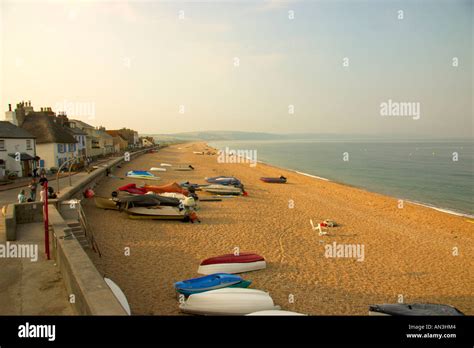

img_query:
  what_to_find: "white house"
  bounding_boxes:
[0,121,36,179]
[6,102,78,171]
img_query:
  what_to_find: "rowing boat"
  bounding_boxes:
[179,288,280,315]
[94,197,119,210]
[201,184,242,195]
[174,273,251,296]
[198,253,266,275]
[369,303,465,316]
[246,310,306,316]
[260,176,287,184]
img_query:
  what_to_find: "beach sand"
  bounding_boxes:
[83,142,474,315]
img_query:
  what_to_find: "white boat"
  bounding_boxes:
[201,184,242,195]
[160,163,172,167]
[150,167,166,172]
[104,278,131,315]
[198,260,266,275]
[179,288,280,315]
[246,310,306,316]
[159,192,187,200]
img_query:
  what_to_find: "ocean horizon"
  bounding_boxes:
[208,139,474,218]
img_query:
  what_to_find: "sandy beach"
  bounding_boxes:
[83,142,474,315]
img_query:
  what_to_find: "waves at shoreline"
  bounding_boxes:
[207,141,474,219]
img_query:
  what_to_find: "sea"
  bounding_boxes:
[208,139,474,218]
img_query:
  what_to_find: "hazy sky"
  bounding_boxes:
[1,0,472,137]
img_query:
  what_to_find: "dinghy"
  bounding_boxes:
[179,288,280,315]
[119,194,181,208]
[126,206,188,220]
[94,197,119,210]
[104,278,131,315]
[160,163,172,167]
[144,183,189,196]
[150,167,166,172]
[174,273,251,296]
[126,171,160,181]
[198,253,266,275]
[369,303,465,316]
[201,184,242,196]
[118,183,147,195]
[206,176,242,187]
[260,176,287,184]
[247,310,306,316]
[174,165,194,171]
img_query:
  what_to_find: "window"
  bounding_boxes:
[58,144,64,153]
[26,139,32,150]
[0,140,4,150]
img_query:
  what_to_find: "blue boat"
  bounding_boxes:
[174,273,251,296]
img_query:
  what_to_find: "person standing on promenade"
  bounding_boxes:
[29,178,38,201]
[18,189,27,203]
[39,173,48,188]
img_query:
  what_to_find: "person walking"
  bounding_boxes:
[28,178,38,201]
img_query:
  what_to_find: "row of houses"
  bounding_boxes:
[0,101,155,179]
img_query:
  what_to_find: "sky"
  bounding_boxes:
[0,0,472,137]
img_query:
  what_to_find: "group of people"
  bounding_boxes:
[17,173,56,203]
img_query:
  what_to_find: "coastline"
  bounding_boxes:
[84,142,474,315]
[207,143,474,219]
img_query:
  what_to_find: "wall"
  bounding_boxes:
[36,143,55,170]
[48,206,127,315]
[0,137,35,177]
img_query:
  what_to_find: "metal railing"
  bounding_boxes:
[77,201,101,257]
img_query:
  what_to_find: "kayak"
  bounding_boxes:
[144,183,189,196]
[150,167,166,172]
[179,288,280,315]
[174,273,251,296]
[260,176,287,184]
[118,183,147,195]
[201,184,242,195]
[198,253,266,275]
[369,303,465,316]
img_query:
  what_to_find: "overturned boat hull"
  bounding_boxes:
[179,288,280,315]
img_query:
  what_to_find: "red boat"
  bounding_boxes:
[118,183,147,195]
[198,253,266,275]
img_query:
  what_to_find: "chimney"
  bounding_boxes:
[8,104,11,111]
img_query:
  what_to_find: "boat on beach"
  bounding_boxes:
[260,176,287,184]
[144,182,189,196]
[118,183,147,195]
[174,273,251,296]
[246,310,306,316]
[201,184,242,195]
[179,288,280,315]
[126,170,160,180]
[198,253,266,275]
[126,206,192,221]
[369,303,465,316]
[94,196,119,210]
[104,277,131,315]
